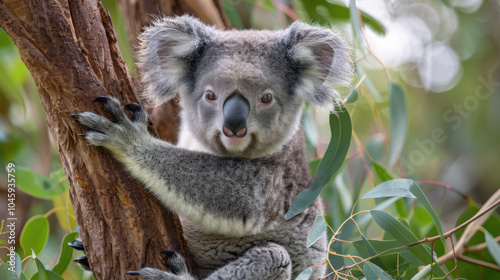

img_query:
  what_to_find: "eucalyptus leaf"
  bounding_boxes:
[345,88,359,104]
[349,0,367,56]
[409,183,445,244]
[372,161,392,182]
[307,216,326,247]
[361,179,416,200]
[364,261,392,280]
[16,167,67,200]
[361,236,387,270]
[295,268,312,280]
[485,230,500,265]
[33,258,49,280]
[0,262,18,280]
[53,232,79,275]
[370,210,445,276]
[298,0,386,34]
[20,215,49,256]
[388,83,407,168]
[286,106,351,219]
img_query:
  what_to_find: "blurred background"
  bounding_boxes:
[0,0,499,279]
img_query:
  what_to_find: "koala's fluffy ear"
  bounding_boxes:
[284,21,353,111]
[137,15,215,106]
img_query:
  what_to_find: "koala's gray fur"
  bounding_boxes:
[73,15,352,280]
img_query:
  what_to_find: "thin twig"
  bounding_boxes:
[458,255,500,272]
[465,236,500,253]
[336,199,500,272]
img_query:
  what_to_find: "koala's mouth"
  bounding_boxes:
[215,131,256,157]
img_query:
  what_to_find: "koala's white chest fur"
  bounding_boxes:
[177,121,213,154]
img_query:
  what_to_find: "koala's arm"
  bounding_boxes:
[73,97,284,236]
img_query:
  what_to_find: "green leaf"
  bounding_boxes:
[388,83,408,168]
[485,230,500,266]
[307,216,326,247]
[370,210,445,276]
[298,0,386,34]
[361,235,387,270]
[52,191,76,231]
[364,260,392,280]
[345,88,359,104]
[286,106,352,219]
[372,161,393,182]
[349,0,367,56]
[15,167,67,200]
[32,258,49,280]
[408,183,445,244]
[263,0,276,11]
[366,136,386,161]
[295,268,312,280]
[20,215,50,256]
[53,232,79,275]
[357,67,383,103]
[0,262,19,280]
[361,179,416,199]
[30,271,63,280]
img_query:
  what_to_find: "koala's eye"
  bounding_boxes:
[205,90,217,101]
[261,93,273,104]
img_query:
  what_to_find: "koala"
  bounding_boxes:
[72,15,352,280]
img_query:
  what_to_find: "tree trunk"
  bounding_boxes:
[0,0,227,278]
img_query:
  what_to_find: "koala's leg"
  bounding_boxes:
[206,242,291,280]
[130,243,291,280]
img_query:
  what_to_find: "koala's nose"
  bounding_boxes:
[222,94,250,138]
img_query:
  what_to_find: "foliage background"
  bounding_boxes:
[0,0,499,279]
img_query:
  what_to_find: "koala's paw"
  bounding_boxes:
[127,250,195,280]
[71,96,150,153]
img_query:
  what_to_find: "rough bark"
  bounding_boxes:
[0,0,229,278]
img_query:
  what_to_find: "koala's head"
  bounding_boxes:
[138,15,352,158]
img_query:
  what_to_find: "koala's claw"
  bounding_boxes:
[127,251,191,280]
[74,256,91,271]
[94,96,113,103]
[125,103,147,123]
[125,102,142,112]
[68,239,84,250]
[161,250,188,275]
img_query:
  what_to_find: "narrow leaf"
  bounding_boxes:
[370,210,445,276]
[349,0,367,56]
[20,215,49,256]
[409,183,445,244]
[295,268,312,280]
[372,161,392,182]
[345,88,359,104]
[485,231,500,265]
[33,258,49,280]
[364,260,392,280]
[299,0,386,34]
[361,236,387,270]
[53,232,79,275]
[286,106,351,219]
[361,179,416,199]
[388,83,407,168]
[307,216,326,247]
